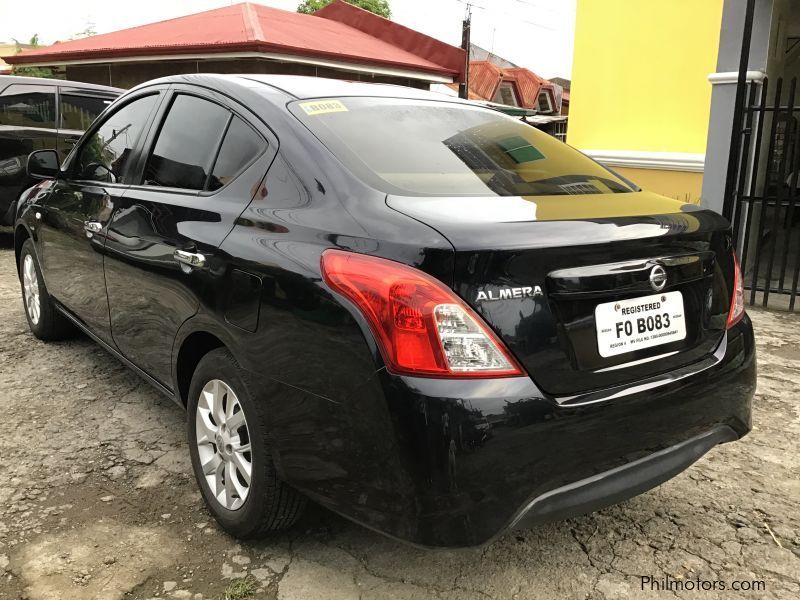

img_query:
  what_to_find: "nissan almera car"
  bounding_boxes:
[14,75,755,547]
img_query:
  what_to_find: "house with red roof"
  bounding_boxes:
[5,0,465,90]
[463,61,564,115]
[437,56,568,141]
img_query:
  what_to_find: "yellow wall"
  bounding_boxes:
[614,167,704,204]
[568,0,723,153]
[567,0,724,202]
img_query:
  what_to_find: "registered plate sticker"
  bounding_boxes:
[595,291,687,358]
[298,99,348,115]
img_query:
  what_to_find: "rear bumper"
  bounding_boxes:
[273,315,756,548]
[509,425,738,531]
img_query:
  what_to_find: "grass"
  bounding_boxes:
[224,575,259,600]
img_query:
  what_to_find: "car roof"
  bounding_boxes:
[0,75,122,94]
[240,75,462,102]
[133,73,470,105]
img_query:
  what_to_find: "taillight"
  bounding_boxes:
[321,249,524,378]
[727,252,745,328]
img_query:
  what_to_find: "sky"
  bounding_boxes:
[0,0,577,79]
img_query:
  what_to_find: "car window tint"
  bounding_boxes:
[75,94,158,184]
[208,116,265,191]
[0,84,56,129]
[144,95,230,191]
[60,94,114,131]
[290,97,633,197]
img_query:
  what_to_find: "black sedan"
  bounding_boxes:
[13,75,756,548]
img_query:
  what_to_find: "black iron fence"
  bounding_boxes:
[729,76,800,310]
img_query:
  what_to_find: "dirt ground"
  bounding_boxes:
[0,230,798,600]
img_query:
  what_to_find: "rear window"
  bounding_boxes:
[0,84,56,129]
[60,93,114,131]
[289,97,632,197]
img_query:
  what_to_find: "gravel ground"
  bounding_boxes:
[0,230,798,600]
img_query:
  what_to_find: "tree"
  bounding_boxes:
[12,34,57,79]
[70,22,97,40]
[297,0,391,18]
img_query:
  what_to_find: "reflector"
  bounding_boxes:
[727,252,745,329]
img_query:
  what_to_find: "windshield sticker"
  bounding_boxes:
[299,100,348,116]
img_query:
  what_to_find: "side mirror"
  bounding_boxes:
[81,162,116,184]
[27,150,61,180]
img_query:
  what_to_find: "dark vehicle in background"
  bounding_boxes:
[13,75,756,548]
[0,76,120,226]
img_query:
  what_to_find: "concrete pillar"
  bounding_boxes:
[702,0,775,213]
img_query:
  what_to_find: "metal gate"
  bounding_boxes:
[729,76,800,310]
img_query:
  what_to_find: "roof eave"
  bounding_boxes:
[6,44,456,83]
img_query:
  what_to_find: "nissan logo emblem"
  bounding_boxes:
[649,265,667,292]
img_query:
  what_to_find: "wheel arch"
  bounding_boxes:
[174,329,227,407]
[14,224,33,274]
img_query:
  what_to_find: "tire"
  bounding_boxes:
[187,348,306,538]
[18,239,74,341]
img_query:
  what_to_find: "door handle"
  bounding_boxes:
[84,221,103,233]
[173,249,206,268]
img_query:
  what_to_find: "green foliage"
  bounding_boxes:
[224,576,259,600]
[13,66,57,78]
[11,34,59,79]
[11,34,40,47]
[297,0,391,18]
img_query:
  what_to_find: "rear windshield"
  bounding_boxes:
[289,97,633,197]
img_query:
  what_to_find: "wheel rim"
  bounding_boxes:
[195,379,252,511]
[22,254,41,325]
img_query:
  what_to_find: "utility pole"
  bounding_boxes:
[458,4,472,99]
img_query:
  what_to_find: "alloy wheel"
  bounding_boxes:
[195,379,253,510]
[22,254,41,325]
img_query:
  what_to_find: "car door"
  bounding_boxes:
[0,82,57,224]
[37,91,163,344]
[57,86,117,163]
[103,87,272,386]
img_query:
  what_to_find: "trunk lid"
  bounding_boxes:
[387,192,734,396]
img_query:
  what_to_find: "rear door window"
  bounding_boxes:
[60,93,114,131]
[0,84,56,129]
[143,94,231,191]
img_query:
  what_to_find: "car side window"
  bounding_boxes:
[143,94,231,191]
[60,93,114,131]
[208,116,266,191]
[0,84,56,129]
[74,94,158,184]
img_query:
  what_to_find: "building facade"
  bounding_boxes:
[567,0,723,204]
[568,0,800,307]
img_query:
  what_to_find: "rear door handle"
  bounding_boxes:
[173,249,206,268]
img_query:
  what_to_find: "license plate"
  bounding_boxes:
[595,291,687,358]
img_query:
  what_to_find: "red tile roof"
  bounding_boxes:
[6,1,464,80]
[468,61,505,101]
[458,61,558,111]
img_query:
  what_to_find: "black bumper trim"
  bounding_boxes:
[509,425,739,530]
